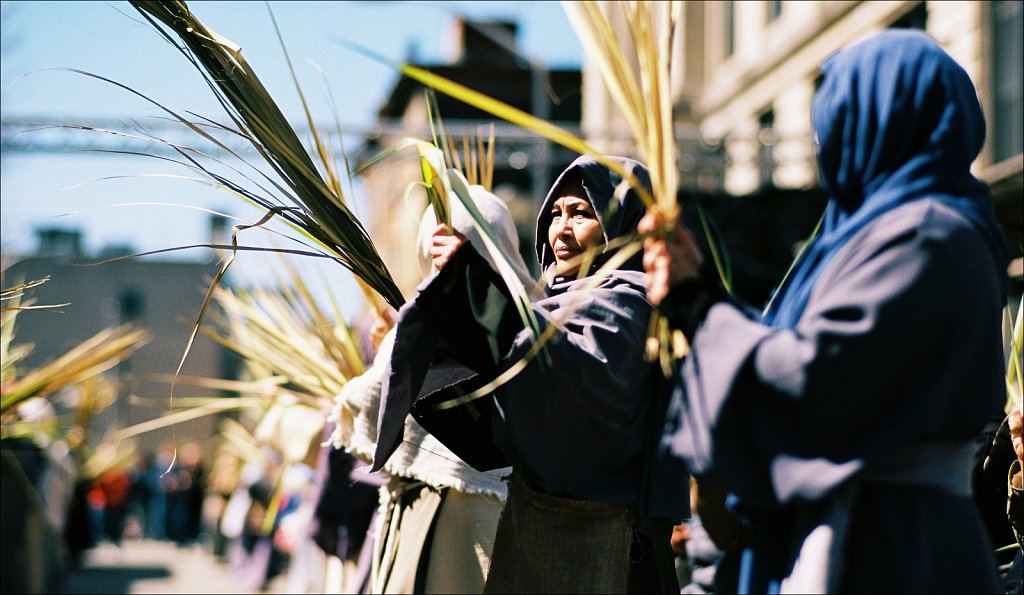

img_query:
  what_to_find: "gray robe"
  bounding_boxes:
[663,199,1004,591]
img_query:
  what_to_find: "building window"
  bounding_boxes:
[889,2,927,30]
[767,0,783,23]
[119,289,144,321]
[725,0,735,58]
[758,108,777,188]
[992,0,1023,163]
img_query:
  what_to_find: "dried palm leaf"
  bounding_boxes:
[1,277,69,312]
[1,324,150,415]
[117,395,267,441]
[127,257,367,467]
[79,439,141,481]
[1005,297,1023,411]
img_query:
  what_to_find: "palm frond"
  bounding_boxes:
[1,324,150,414]
[335,3,726,371]
[129,0,403,310]
[116,396,266,441]
[0,277,66,311]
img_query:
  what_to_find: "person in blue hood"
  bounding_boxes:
[641,29,1008,593]
[373,155,683,593]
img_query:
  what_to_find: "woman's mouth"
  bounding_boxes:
[554,245,578,259]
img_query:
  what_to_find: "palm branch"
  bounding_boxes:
[127,0,403,310]
[335,2,734,374]
[1,318,150,415]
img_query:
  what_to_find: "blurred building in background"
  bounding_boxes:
[4,217,239,456]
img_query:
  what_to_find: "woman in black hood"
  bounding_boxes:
[373,155,682,593]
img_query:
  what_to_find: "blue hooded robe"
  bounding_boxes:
[660,30,1007,593]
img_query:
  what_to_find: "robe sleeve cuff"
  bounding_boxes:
[415,243,521,374]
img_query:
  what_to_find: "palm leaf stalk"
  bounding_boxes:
[117,395,268,440]
[563,1,680,218]
[423,89,454,226]
[207,284,353,402]
[129,0,403,310]
[442,125,497,192]
[426,90,496,193]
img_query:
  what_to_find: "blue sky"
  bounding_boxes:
[1,0,582,318]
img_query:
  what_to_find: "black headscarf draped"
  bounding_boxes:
[535,154,651,280]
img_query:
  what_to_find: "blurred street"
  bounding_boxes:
[64,538,282,595]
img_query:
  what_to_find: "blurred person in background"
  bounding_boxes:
[642,29,1008,592]
[97,465,133,546]
[311,423,383,593]
[1,400,72,593]
[203,447,242,559]
[272,460,323,593]
[142,443,174,540]
[222,448,287,592]
[164,441,205,547]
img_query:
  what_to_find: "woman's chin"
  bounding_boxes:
[554,261,581,277]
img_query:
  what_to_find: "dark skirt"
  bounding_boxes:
[483,473,678,594]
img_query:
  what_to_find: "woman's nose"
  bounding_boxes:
[553,217,572,237]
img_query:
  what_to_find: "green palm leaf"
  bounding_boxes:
[130,0,403,310]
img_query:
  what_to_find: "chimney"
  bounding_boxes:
[35,227,84,259]
[455,18,523,67]
[208,213,231,262]
[209,213,230,247]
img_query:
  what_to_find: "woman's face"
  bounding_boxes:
[547,191,604,276]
